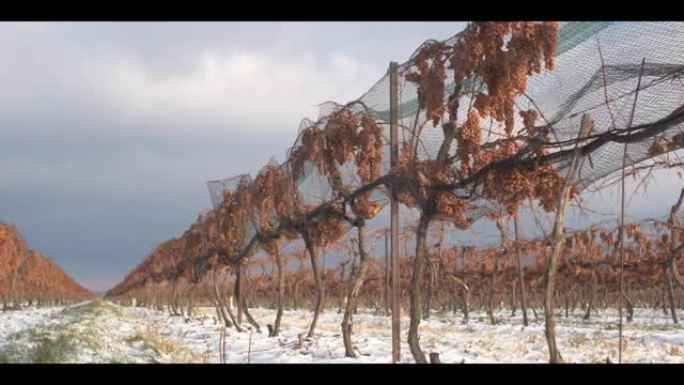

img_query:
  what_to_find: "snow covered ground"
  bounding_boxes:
[0,301,201,363]
[1,300,683,363]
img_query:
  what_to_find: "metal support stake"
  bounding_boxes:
[389,61,400,363]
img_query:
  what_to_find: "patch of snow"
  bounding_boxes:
[1,301,683,363]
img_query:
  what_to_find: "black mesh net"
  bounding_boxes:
[109,22,684,295]
[210,21,683,256]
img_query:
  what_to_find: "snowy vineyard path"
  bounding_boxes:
[0,301,203,363]
[1,300,684,363]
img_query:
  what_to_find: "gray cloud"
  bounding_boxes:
[0,22,467,291]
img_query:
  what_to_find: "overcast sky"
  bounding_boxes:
[0,22,473,291]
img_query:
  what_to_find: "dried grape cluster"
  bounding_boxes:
[351,193,382,219]
[291,107,385,198]
[456,108,483,178]
[648,132,684,156]
[274,176,299,232]
[405,41,449,126]
[356,113,384,183]
[520,109,542,138]
[402,22,570,219]
[300,126,327,175]
[436,192,471,229]
[307,203,347,247]
[216,177,253,257]
[394,141,420,208]
[451,22,559,135]
[252,164,280,236]
[325,110,359,166]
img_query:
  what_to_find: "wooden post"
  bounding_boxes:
[385,229,390,316]
[389,61,401,363]
[619,57,646,362]
[514,214,529,326]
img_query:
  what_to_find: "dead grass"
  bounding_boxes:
[126,325,201,363]
[666,344,683,356]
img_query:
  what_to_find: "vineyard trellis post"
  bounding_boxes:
[618,57,646,363]
[389,61,401,363]
[385,229,390,316]
[514,214,528,326]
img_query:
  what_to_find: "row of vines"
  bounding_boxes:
[0,222,92,310]
[106,21,684,362]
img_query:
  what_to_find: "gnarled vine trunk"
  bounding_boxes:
[212,268,241,331]
[304,232,325,339]
[342,224,370,357]
[236,263,261,332]
[235,265,243,324]
[270,245,285,337]
[408,214,431,363]
[543,114,592,363]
